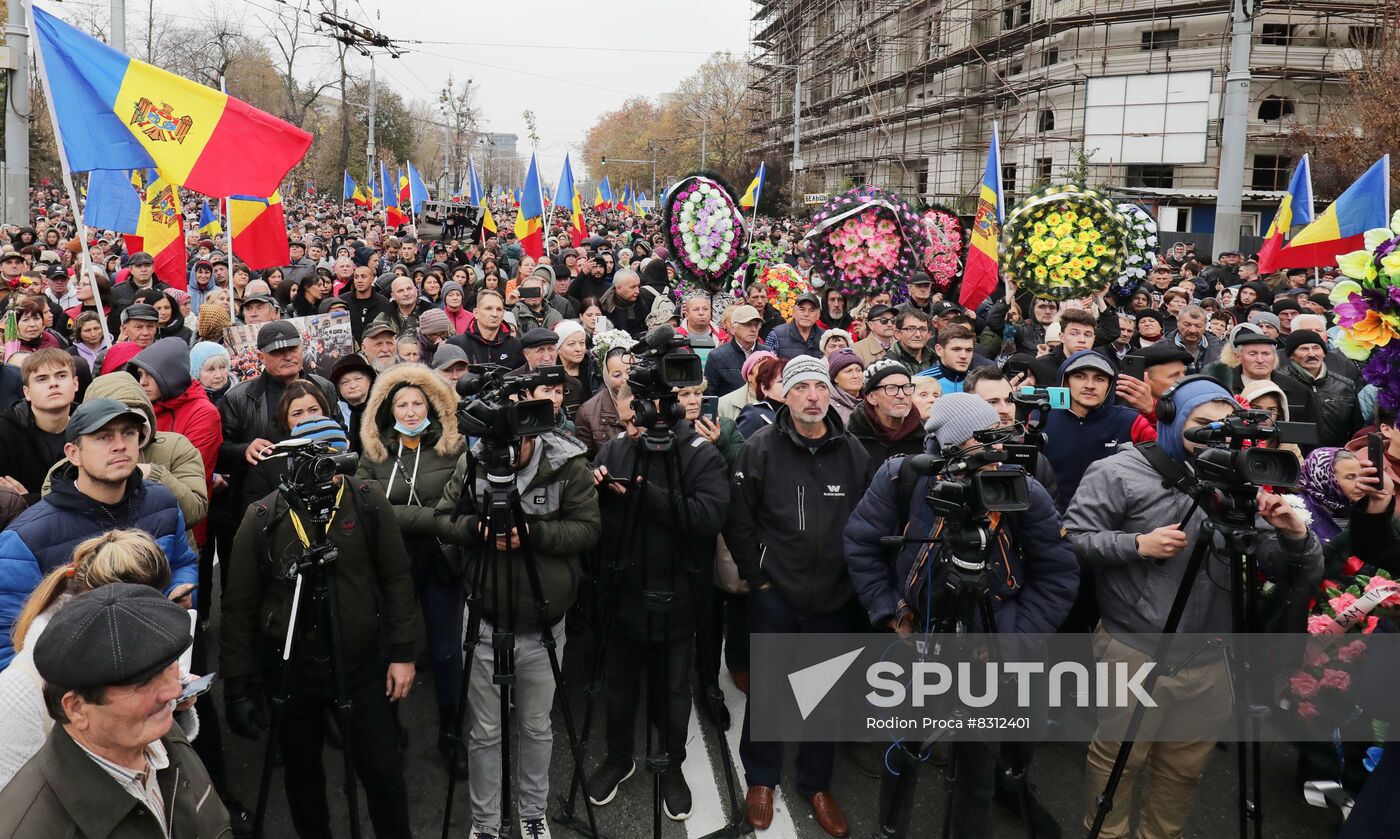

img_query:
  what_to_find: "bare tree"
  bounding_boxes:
[262,1,340,129]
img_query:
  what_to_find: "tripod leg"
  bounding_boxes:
[253,572,310,839]
[320,573,364,839]
[873,743,920,839]
[442,552,491,839]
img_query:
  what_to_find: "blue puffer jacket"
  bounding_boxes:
[764,322,825,360]
[844,450,1079,635]
[0,464,197,670]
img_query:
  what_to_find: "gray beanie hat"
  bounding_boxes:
[781,355,831,396]
[923,391,999,450]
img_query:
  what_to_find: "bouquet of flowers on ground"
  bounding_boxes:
[1114,203,1158,297]
[1330,212,1400,410]
[1000,184,1129,301]
[802,186,924,298]
[920,205,963,293]
[663,172,747,297]
[759,264,811,321]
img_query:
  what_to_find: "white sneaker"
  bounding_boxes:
[519,816,552,839]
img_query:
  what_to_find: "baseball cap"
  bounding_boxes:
[727,304,762,325]
[1061,350,1116,378]
[908,272,934,286]
[866,304,896,321]
[64,397,148,443]
[432,344,471,371]
[794,292,821,309]
[256,320,303,351]
[241,293,277,309]
[362,315,398,339]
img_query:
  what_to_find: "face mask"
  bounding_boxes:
[394,417,431,437]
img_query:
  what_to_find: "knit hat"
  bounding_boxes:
[781,355,830,396]
[924,392,999,451]
[441,280,465,305]
[290,416,349,452]
[819,328,852,353]
[1284,329,1327,357]
[197,302,232,342]
[1157,378,1235,462]
[827,349,863,381]
[418,308,453,337]
[189,341,230,378]
[741,350,778,383]
[862,357,911,395]
[1247,311,1281,332]
[554,319,585,348]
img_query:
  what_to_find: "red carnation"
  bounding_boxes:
[1297,701,1320,721]
[1338,640,1367,664]
[1343,555,1365,575]
[1320,669,1352,691]
[1289,672,1321,698]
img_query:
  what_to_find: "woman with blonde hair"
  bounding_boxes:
[0,529,188,788]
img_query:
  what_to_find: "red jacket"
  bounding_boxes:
[154,380,223,488]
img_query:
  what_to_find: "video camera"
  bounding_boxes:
[626,325,703,432]
[1001,386,1068,473]
[456,364,565,442]
[269,437,359,492]
[1185,408,1303,490]
[927,427,1031,518]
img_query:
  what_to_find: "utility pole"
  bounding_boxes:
[319,10,399,191]
[774,63,803,214]
[4,0,30,225]
[1214,0,1255,254]
[111,0,125,51]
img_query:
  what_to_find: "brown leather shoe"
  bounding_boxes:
[731,670,750,694]
[745,785,774,830]
[809,791,849,837]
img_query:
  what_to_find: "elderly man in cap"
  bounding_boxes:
[239,291,279,326]
[1201,325,1281,395]
[853,303,898,366]
[115,301,160,350]
[764,292,826,361]
[724,355,872,837]
[432,344,472,387]
[705,303,764,396]
[516,327,560,374]
[0,583,230,837]
[0,398,199,669]
[360,315,401,373]
[112,251,169,311]
[1276,329,1362,450]
[284,239,315,290]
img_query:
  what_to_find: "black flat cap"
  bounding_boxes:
[121,303,159,323]
[256,320,302,351]
[65,397,148,443]
[908,272,934,286]
[521,327,558,349]
[127,251,154,266]
[866,304,896,321]
[34,583,191,690]
[1125,343,1194,368]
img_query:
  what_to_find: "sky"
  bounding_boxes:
[98,0,755,186]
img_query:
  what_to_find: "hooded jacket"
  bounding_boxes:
[447,318,525,369]
[131,337,222,487]
[844,450,1078,634]
[433,430,601,631]
[355,365,466,546]
[723,407,874,614]
[0,465,197,669]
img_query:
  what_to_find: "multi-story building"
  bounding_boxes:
[749,0,1388,244]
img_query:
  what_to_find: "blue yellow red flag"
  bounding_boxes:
[228,191,288,270]
[123,169,187,288]
[198,199,222,237]
[960,122,1003,309]
[739,162,766,209]
[514,153,545,259]
[1268,156,1388,271]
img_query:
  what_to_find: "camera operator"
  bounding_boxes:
[843,392,1078,838]
[432,411,601,839]
[964,366,1060,505]
[585,392,730,820]
[1064,378,1323,839]
[220,418,418,839]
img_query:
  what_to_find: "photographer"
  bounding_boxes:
[1064,377,1323,839]
[220,418,418,839]
[433,412,600,839]
[843,392,1078,838]
[585,392,730,821]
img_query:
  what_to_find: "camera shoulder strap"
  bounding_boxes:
[894,455,923,536]
[1134,442,1197,496]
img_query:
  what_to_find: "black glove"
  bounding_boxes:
[224,679,267,741]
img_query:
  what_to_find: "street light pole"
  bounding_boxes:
[4,0,30,226]
[774,63,803,214]
[600,150,658,211]
[1214,0,1254,254]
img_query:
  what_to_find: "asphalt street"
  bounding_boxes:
[208,602,1344,839]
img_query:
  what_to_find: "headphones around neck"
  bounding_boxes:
[1154,373,1224,424]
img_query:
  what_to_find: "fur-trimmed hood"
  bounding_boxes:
[360,364,465,463]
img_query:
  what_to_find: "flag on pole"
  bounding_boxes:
[739,162,766,209]
[406,162,429,214]
[619,183,632,215]
[198,199,222,237]
[594,177,613,210]
[557,155,586,247]
[82,169,142,233]
[32,5,310,197]
[468,157,497,235]
[381,161,398,208]
[1257,156,1314,273]
[1263,156,1390,271]
[342,171,357,203]
[960,123,1004,309]
[351,178,372,208]
[514,153,545,259]
[123,169,187,289]
[228,191,289,270]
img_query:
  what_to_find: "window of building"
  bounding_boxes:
[1260,23,1294,46]
[1141,29,1180,51]
[1042,47,1060,67]
[1251,155,1292,191]
[1007,60,1024,76]
[916,165,930,197]
[1350,26,1383,48]
[1037,110,1056,132]
[1257,96,1296,121]
[1002,1,1030,30]
[1036,157,1053,182]
[1002,162,1019,195]
[1126,165,1175,189]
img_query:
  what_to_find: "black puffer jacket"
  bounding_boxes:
[1275,362,1361,450]
[217,372,338,472]
[723,407,874,614]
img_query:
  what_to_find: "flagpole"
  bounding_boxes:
[27,3,112,345]
[221,76,237,323]
[537,153,549,259]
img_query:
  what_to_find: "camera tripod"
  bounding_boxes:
[1086,485,1268,839]
[555,408,745,839]
[873,505,1036,839]
[440,438,601,839]
[252,477,362,839]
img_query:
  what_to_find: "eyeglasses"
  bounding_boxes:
[899,326,930,334]
[870,317,895,326]
[877,383,916,396]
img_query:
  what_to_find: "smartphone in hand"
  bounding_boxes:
[700,396,720,423]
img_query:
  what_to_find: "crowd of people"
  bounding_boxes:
[0,184,1393,839]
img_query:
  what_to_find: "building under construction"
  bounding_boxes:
[748,0,1389,241]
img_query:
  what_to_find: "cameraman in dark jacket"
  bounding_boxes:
[724,355,873,837]
[843,392,1078,838]
[220,418,418,839]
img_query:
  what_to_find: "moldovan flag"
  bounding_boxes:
[557,155,586,247]
[343,171,357,203]
[960,122,1004,309]
[228,192,289,270]
[381,162,398,208]
[1257,155,1314,273]
[406,162,429,214]
[594,177,613,210]
[198,199,222,237]
[82,169,141,233]
[123,169,187,289]
[1265,156,1390,271]
[32,5,311,198]
[619,183,633,215]
[468,157,496,236]
[739,162,765,209]
[352,179,372,208]
[514,153,545,260]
